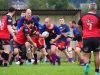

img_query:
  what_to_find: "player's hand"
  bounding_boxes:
[36,32,39,35]
[50,39,55,44]
[13,36,17,41]
[33,42,37,47]
[67,38,72,41]
[41,34,48,38]
[62,33,68,37]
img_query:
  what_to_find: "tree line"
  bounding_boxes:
[0,0,100,14]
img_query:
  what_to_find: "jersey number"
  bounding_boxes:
[87,23,92,30]
[0,21,4,30]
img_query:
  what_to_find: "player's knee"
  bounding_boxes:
[14,48,19,55]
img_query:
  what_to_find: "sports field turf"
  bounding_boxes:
[0,61,95,75]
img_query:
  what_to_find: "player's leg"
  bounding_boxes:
[99,51,100,73]
[83,38,91,74]
[75,42,84,65]
[9,42,20,65]
[92,37,100,75]
[1,39,11,67]
[9,39,14,65]
[40,47,52,63]
[25,42,32,65]
[50,44,60,66]
[67,44,74,62]
[0,44,4,66]
[19,44,27,65]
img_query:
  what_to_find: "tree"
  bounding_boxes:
[68,3,76,9]
[95,0,100,14]
[47,0,69,9]
[29,0,47,9]
[81,4,88,15]
[0,0,12,9]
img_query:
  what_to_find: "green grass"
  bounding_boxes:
[0,61,95,75]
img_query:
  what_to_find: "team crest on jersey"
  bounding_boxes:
[8,19,12,22]
[25,29,28,31]
[83,18,96,24]
[60,27,62,29]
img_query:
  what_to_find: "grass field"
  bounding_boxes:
[0,61,95,75]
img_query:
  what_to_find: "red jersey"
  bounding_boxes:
[16,26,30,44]
[0,15,12,39]
[78,12,100,38]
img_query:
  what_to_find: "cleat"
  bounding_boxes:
[20,62,23,66]
[15,61,20,65]
[84,63,90,74]
[4,63,9,67]
[27,62,32,65]
[9,57,14,65]
[94,72,99,75]
[58,60,61,66]
[52,62,55,66]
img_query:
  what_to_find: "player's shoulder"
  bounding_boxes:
[82,13,100,18]
[6,14,12,19]
[54,24,58,27]
[20,16,25,20]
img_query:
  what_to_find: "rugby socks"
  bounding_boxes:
[28,59,31,62]
[34,53,37,64]
[4,52,9,67]
[0,52,4,66]
[15,56,19,62]
[80,59,84,64]
[46,54,52,63]
[19,52,22,62]
[51,54,57,65]
[57,56,61,66]
[68,58,73,62]
[39,57,43,61]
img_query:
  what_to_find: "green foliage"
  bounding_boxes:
[68,0,94,8]
[95,0,100,14]
[0,62,95,75]
[29,0,69,10]
[0,0,12,9]
[29,0,46,9]
[81,4,89,15]
[68,3,76,9]
[47,0,69,9]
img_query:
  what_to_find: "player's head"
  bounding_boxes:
[26,9,32,18]
[8,7,16,16]
[26,20,34,28]
[45,18,52,27]
[59,18,65,25]
[88,3,97,12]
[69,20,76,28]
[21,11,26,17]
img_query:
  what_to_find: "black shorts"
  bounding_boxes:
[0,39,10,50]
[14,42,26,52]
[0,39,10,45]
[45,41,55,50]
[83,37,100,53]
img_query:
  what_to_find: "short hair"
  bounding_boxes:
[8,7,16,12]
[71,20,76,24]
[59,18,64,20]
[26,20,34,24]
[89,3,97,11]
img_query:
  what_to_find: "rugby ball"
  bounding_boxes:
[42,31,49,37]
[67,47,72,53]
